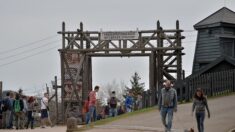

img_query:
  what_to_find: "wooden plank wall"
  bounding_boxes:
[183,69,235,102]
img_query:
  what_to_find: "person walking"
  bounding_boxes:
[13,94,24,130]
[88,86,99,123]
[136,93,143,110]
[26,96,35,129]
[192,88,210,132]
[21,96,28,129]
[158,80,177,132]
[108,91,118,117]
[125,91,134,113]
[40,93,53,128]
[2,92,12,129]
[8,92,15,129]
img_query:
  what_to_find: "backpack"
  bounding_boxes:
[14,100,21,113]
[2,98,10,111]
[109,97,117,108]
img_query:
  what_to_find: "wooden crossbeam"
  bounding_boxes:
[60,47,183,52]
[142,32,156,47]
[83,33,96,47]
[109,41,119,48]
[65,33,79,49]
[163,70,176,80]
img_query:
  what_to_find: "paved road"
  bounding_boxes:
[1,95,235,132]
[85,94,235,132]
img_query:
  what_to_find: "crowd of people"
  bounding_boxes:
[82,85,144,125]
[0,81,210,132]
[83,81,211,132]
[0,92,53,130]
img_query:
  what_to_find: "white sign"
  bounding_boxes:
[101,31,139,40]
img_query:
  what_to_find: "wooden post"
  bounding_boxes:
[156,20,163,98]
[176,20,182,81]
[62,22,65,49]
[61,22,66,124]
[0,81,2,99]
[149,52,157,106]
[82,55,92,101]
[234,70,235,92]
[46,84,50,97]
[80,22,84,49]
[54,76,59,124]
[60,52,65,124]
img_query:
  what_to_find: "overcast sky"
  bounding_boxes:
[0,0,235,95]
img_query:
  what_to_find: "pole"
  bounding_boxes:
[0,81,2,99]
[55,76,59,124]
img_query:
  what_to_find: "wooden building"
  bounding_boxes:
[192,7,235,75]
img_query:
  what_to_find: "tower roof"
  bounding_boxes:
[194,7,235,29]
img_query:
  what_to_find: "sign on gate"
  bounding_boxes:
[101,31,139,40]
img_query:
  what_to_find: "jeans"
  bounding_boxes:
[9,111,13,128]
[26,111,34,129]
[15,112,24,129]
[88,106,96,123]
[196,112,205,132]
[109,108,117,117]
[126,107,132,113]
[2,110,11,128]
[160,107,174,132]
[85,112,90,124]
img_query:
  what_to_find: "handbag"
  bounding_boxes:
[32,112,41,118]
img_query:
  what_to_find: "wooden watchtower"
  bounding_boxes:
[192,7,235,75]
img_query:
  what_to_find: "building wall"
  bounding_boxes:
[204,61,235,74]
[192,27,222,73]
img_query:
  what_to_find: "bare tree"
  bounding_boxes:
[97,79,127,105]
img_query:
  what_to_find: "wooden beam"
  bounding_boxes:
[59,47,184,52]
[87,53,151,57]
[163,70,176,80]
[62,22,65,49]
[57,29,183,34]
[0,81,2,99]
[64,36,185,41]
[65,33,79,49]
[163,65,178,67]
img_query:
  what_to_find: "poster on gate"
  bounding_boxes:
[63,52,82,101]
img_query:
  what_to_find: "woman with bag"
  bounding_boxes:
[192,88,210,132]
[26,96,35,129]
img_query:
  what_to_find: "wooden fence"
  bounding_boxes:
[180,69,235,102]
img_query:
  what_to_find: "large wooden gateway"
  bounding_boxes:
[58,21,185,121]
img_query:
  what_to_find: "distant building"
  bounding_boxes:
[192,7,235,75]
